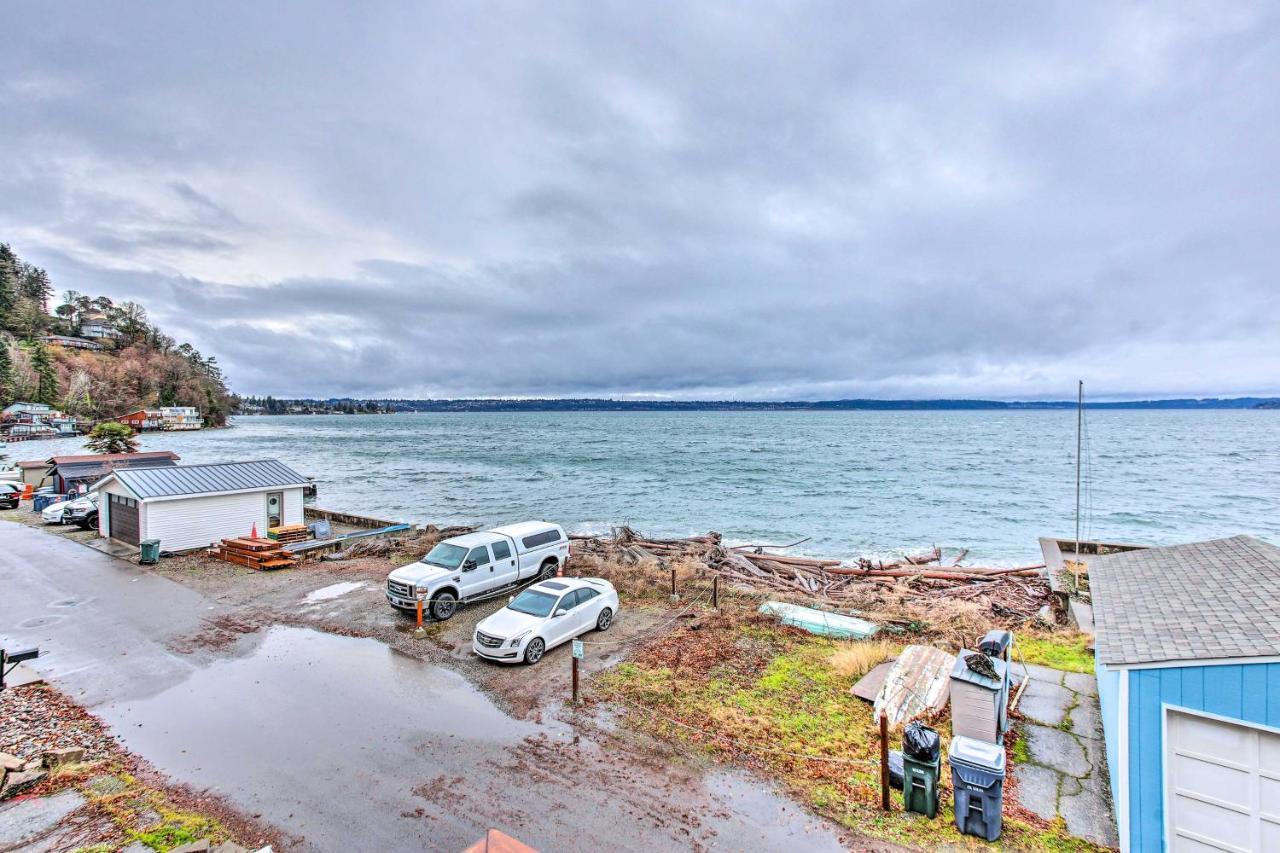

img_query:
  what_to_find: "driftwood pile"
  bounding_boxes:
[572,527,1051,621]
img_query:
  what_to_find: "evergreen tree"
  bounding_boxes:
[0,244,17,327]
[24,340,58,405]
[85,422,139,454]
[0,340,12,405]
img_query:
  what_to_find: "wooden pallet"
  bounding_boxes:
[267,524,309,544]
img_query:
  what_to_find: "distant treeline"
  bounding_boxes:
[238,396,1280,414]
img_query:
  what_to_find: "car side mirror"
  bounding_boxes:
[463,560,476,572]
[508,596,515,603]
[554,608,568,618]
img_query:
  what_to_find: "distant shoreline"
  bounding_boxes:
[237,395,1280,414]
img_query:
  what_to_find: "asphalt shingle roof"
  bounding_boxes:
[108,459,309,499]
[1090,535,1280,667]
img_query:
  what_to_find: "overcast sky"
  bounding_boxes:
[2,2,1277,400]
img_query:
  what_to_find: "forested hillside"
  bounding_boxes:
[0,243,235,425]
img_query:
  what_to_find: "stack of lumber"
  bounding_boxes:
[211,536,297,571]
[267,524,309,544]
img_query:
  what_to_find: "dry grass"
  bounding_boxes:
[826,639,897,680]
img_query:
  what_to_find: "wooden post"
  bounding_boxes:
[712,574,719,609]
[572,656,580,705]
[670,567,677,600]
[879,712,891,811]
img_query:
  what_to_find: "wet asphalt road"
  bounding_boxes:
[0,523,853,852]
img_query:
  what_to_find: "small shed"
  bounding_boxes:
[92,459,308,551]
[1092,535,1280,852]
[16,459,52,489]
[47,451,180,493]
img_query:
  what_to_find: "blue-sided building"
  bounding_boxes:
[1090,535,1280,852]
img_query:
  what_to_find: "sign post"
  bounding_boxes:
[571,639,584,704]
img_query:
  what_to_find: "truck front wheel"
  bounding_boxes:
[430,592,457,621]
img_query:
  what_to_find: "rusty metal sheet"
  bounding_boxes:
[872,644,955,728]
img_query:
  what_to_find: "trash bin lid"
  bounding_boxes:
[949,735,1007,774]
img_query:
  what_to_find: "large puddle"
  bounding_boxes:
[99,625,845,852]
[99,626,538,850]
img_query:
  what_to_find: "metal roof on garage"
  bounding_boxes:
[104,459,309,500]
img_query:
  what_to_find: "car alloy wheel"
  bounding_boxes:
[524,638,545,665]
[596,608,613,631]
[430,593,457,621]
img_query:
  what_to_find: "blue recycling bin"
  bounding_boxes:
[950,735,1007,841]
[33,493,67,512]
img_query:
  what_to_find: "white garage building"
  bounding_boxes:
[92,459,309,551]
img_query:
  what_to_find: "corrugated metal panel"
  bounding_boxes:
[115,459,309,499]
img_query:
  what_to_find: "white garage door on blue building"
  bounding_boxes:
[1091,535,1280,852]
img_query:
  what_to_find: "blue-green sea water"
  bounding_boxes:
[11,411,1279,563]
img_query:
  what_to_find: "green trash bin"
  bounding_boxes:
[903,753,941,818]
[139,539,161,565]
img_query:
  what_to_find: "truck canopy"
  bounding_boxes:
[488,521,564,551]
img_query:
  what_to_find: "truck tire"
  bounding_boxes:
[596,607,613,631]
[523,637,545,665]
[539,559,557,581]
[430,592,457,621]
[79,511,98,530]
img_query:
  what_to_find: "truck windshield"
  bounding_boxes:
[507,589,558,618]
[421,542,467,569]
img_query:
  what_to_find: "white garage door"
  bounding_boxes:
[1166,709,1280,852]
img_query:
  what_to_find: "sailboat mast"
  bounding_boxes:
[1075,380,1083,561]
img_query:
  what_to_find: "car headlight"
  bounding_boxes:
[509,630,531,648]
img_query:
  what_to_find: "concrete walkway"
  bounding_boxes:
[1010,662,1117,847]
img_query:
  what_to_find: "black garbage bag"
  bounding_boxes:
[903,721,941,763]
[887,749,904,789]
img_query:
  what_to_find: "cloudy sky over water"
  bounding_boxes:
[2,2,1278,400]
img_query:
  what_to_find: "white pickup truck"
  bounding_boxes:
[386,521,570,620]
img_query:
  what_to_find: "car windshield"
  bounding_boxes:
[421,542,467,569]
[507,589,558,618]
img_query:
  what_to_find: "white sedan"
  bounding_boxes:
[473,577,619,664]
[42,493,98,525]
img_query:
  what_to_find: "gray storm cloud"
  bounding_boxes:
[1,1,1277,399]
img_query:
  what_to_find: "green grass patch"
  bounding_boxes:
[594,622,1109,850]
[1016,633,1094,673]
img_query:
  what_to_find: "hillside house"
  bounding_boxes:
[79,313,121,341]
[40,334,105,352]
[117,409,165,431]
[160,406,202,430]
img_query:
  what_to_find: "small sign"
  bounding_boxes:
[572,639,584,659]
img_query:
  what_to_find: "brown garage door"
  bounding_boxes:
[108,494,140,545]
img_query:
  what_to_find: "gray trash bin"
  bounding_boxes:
[949,735,1006,841]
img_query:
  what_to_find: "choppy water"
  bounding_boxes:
[12,410,1280,562]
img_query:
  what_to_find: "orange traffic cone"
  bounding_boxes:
[251,522,259,538]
